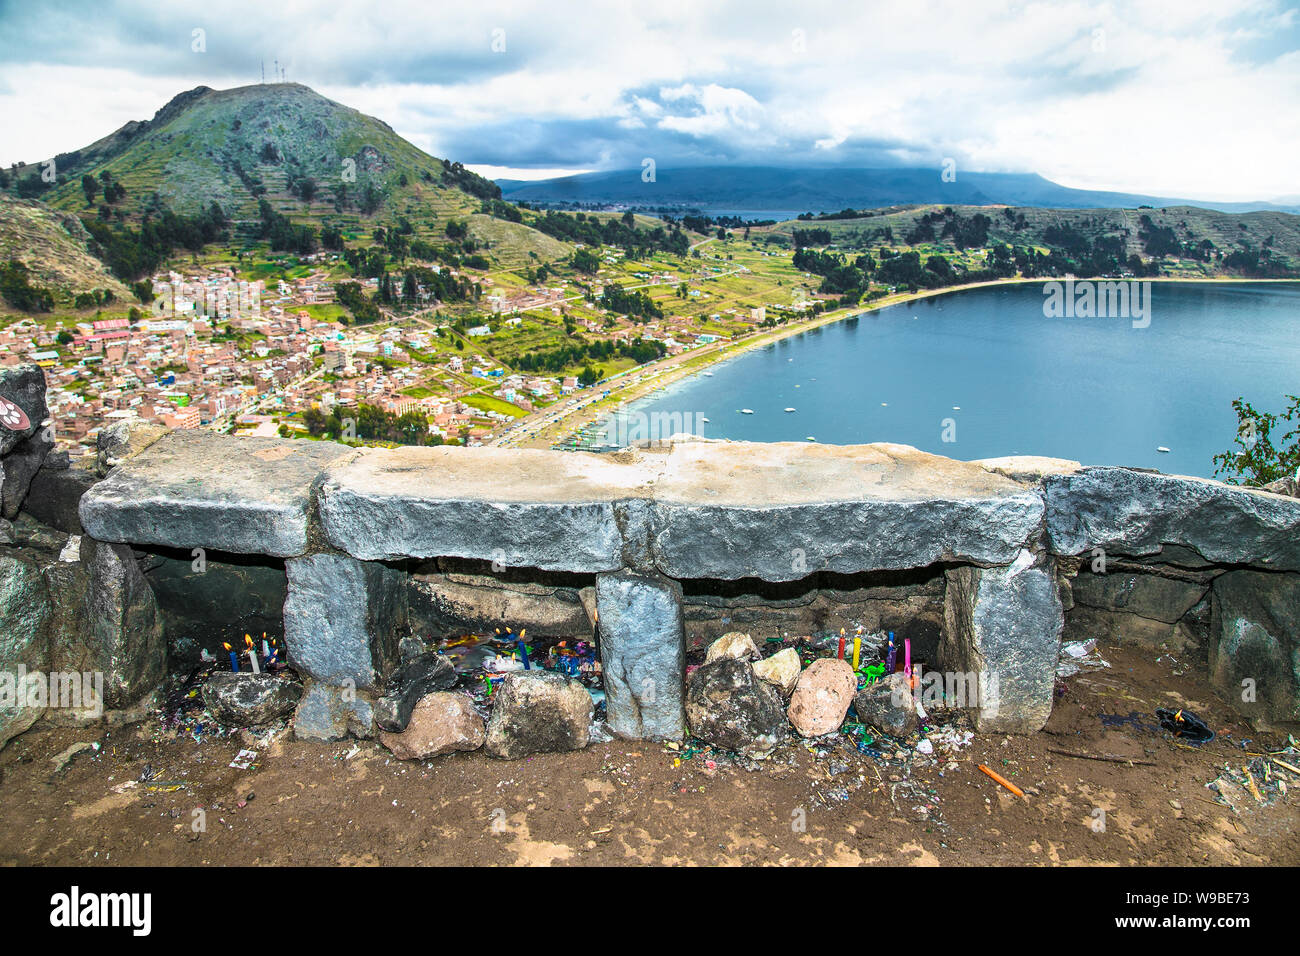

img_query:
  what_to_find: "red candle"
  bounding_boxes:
[837,628,846,660]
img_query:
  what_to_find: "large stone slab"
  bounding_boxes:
[1070,570,1208,624]
[79,432,353,558]
[941,551,1064,734]
[649,442,1045,582]
[283,554,406,690]
[318,446,660,571]
[1045,467,1300,571]
[1,431,52,519]
[1209,571,1300,729]
[595,569,686,740]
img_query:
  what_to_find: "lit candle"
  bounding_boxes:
[224,642,239,672]
[517,628,530,670]
[248,648,260,674]
[852,632,862,671]
[837,628,846,660]
[261,634,270,657]
[885,631,896,673]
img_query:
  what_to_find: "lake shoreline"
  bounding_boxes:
[501,276,1300,450]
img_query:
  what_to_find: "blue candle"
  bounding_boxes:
[885,631,896,673]
[517,628,530,670]
[224,642,239,672]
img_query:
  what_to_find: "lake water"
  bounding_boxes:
[622,281,1300,478]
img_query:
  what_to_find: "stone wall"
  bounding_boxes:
[3,362,1299,750]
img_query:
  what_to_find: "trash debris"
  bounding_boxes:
[228,749,258,770]
[1057,639,1111,677]
[1156,707,1214,744]
[978,763,1026,798]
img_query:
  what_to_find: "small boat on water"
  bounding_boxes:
[881,402,888,407]
[1157,446,1171,453]
[701,417,710,423]
[703,371,713,377]
[806,436,817,442]
[785,407,796,413]
[740,408,754,415]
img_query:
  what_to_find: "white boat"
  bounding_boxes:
[785,407,796,413]
[881,402,888,407]
[740,408,754,415]
[700,417,710,423]
[806,436,816,441]
[952,405,961,410]
[1157,446,1171,453]
[703,371,713,377]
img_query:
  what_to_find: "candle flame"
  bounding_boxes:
[222,642,232,651]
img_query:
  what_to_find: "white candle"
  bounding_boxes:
[248,649,260,674]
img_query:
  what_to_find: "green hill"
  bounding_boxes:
[4,83,567,270]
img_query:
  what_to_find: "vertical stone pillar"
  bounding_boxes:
[595,569,686,740]
[941,550,1063,733]
[284,554,406,691]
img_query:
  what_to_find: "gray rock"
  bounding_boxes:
[1045,467,1300,571]
[80,537,166,708]
[409,569,591,636]
[284,554,406,690]
[0,517,12,545]
[1070,570,1208,624]
[853,673,918,737]
[0,552,53,749]
[484,671,593,759]
[650,442,1045,581]
[1,430,52,518]
[685,657,788,757]
[79,431,353,557]
[318,445,658,571]
[942,552,1064,733]
[595,569,686,740]
[0,365,48,458]
[292,681,376,741]
[1210,571,1300,729]
[42,556,92,674]
[94,419,170,476]
[202,672,303,725]
[20,464,100,534]
[375,651,457,732]
[379,691,484,759]
[1262,475,1297,498]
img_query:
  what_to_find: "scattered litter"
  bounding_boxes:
[228,749,258,770]
[978,763,1026,799]
[1057,639,1110,677]
[50,741,95,773]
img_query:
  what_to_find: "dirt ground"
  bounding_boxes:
[1,639,1297,867]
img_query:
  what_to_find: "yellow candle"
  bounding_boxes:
[852,637,861,670]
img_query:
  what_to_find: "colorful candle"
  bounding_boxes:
[517,628,530,670]
[852,634,862,671]
[903,638,911,679]
[224,642,239,672]
[885,631,896,673]
[248,649,260,674]
[837,628,846,660]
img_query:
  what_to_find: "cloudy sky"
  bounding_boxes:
[1,0,1297,200]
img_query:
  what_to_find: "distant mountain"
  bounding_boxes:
[0,83,568,268]
[498,166,1300,216]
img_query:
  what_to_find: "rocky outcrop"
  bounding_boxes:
[685,657,787,757]
[595,569,686,740]
[0,365,49,459]
[202,672,302,726]
[787,658,857,737]
[1,431,52,519]
[292,681,375,741]
[374,651,457,732]
[20,463,99,534]
[484,671,593,759]
[95,420,169,477]
[379,692,485,759]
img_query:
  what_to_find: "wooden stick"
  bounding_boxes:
[978,763,1026,798]
[1272,757,1300,776]
[1047,747,1157,767]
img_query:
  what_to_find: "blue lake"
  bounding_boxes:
[623,281,1300,478]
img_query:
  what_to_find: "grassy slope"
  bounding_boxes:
[0,195,131,303]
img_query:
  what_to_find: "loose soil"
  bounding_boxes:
[1,640,1296,866]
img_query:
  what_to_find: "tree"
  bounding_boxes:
[81,174,98,206]
[1213,396,1300,486]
